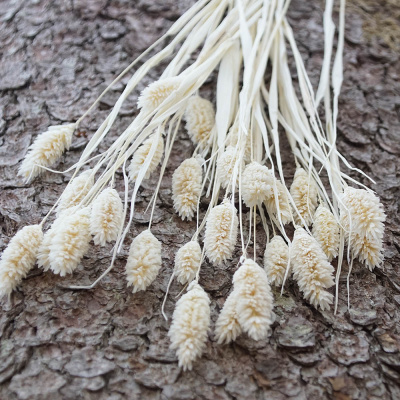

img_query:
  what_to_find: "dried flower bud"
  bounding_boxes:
[290,168,318,226]
[264,236,289,286]
[49,207,91,276]
[168,282,210,371]
[172,158,202,220]
[18,124,75,182]
[138,77,180,112]
[264,176,292,225]
[125,229,162,293]
[339,187,385,270]
[184,95,215,149]
[128,132,164,182]
[174,241,201,284]
[312,204,340,261]
[90,188,123,246]
[0,225,43,297]
[291,228,335,310]
[216,146,244,191]
[56,170,94,216]
[214,291,242,344]
[241,162,274,207]
[204,200,238,265]
[232,259,274,340]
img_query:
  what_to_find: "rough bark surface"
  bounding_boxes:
[0,1,399,399]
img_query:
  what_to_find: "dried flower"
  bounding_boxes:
[125,229,162,293]
[232,259,274,340]
[0,225,43,297]
[312,204,340,261]
[241,162,274,207]
[263,236,289,286]
[172,158,202,220]
[138,77,180,112]
[204,200,238,265]
[290,168,318,226]
[214,291,242,344]
[264,177,292,225]
[339,187,385,270]
[227,123,252,163]
[56,170,94,216]
[174,241,201,284]
[49,207,91,276]
[184,95,215,148]
[216,146,244,191]
[168,282,210,371]
[90,188,123,246]
[291,228,335,310]
[128,132,164,182]
[18,123,75,182]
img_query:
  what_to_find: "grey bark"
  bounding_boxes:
[0,0,399,399]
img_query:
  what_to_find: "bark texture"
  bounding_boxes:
[0,0,399,399]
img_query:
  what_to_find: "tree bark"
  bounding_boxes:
[0,0,399,399]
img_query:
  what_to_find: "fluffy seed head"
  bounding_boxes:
[290,168,318,226]
[56,170,94,216]
[172,158,202,220]
[291,228,335,311]
[339,187,385,270]
[18,124,75,182]
[312,205,340,261]
[90,188,123,246]
[232,259,274,341]
[174,241,202,285]
[264,236,289,286]
[264,177,292,225]
[168,282,210,371]
[204,200,238,265]
[214,291,242,344]
[128,132,164,182]
[49,207,91,276]
[184,96,215,149]
[227,123,252,163]
[125,229,162,293]
[138,77,180,112]
[241,162,275,207]
[216,146,244,191]
[0,225,43,297]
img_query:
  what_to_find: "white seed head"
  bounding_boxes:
[56,170,94,216]
[339,187,385,270]
[241,162,274,207]
[232,259,274,341]
[49,207,91,276]
[168,282,210,371]
[18,124,75,182]
[214,291,242,344]
[291,228,335,311]
[128,132,164,182]
[174,241,201,285]
[312,204,340,261]
[216,146,244,191]
[184,95,215,149]
[264,177,292,225]
[172,158,202,221]
[264,236,289,287]
[90,188,123,246]
[0,225,43,297]
[37,207,77,271]
[227,123,252,163]
[138,77,180,112]
[290,168,318,226]
[125,229,162,293]
[204,200,239,265]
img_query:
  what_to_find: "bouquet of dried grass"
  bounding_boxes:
[1,0,385,370]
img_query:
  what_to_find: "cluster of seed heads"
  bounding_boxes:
[0,0,386,371]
